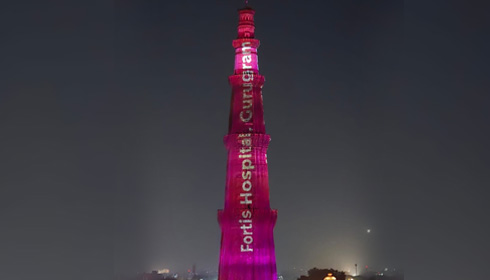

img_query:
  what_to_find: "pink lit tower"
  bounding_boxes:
[217,4,278,280]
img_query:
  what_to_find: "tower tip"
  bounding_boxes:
[236,2,256,38]
[240,0,253,10]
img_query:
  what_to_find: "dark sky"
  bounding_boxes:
[1,1,489,280]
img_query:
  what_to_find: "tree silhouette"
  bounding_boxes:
[297,267,346,280]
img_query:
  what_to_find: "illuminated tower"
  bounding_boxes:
[217,5,277,280]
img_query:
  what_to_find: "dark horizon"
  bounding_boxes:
[1,1,489,280]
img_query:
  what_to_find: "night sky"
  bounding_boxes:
[1,1,489,280]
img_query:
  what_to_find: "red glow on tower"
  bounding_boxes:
[217,5,278,280]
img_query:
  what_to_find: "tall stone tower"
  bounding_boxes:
[217,5,278,280]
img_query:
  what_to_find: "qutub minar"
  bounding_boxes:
[217,4,278,280]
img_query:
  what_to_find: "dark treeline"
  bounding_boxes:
[297,267,404,280]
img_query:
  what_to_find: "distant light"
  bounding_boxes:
[384,268,388,271]
[367,229,371,233]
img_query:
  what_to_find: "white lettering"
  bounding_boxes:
[242,70,254,81]
[240,193,252,204]
[243,83,253,92]
[244,235,253,244]
[241,244,253,252]
[242,55,252,63]
[242,171,252,180]
[243,99,253,109]
[240,110,252,122]
[236,47,256,253]
[243,91,253,99]
[242,159,255,170]
[241,139,252,147]
[242,181,252,191]
[242,210,252,219]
